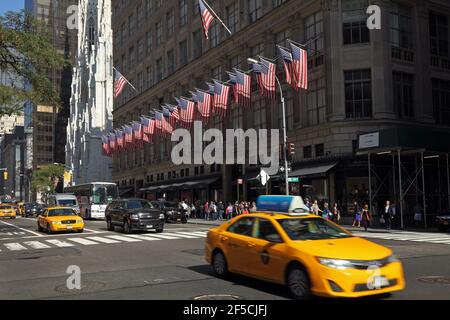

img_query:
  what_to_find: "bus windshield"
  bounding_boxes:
[92,185,118,204]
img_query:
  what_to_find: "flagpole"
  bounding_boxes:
[202,0,232,35]
[113,66,140,94]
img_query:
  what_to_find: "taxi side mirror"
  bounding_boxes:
[265,234,283,243]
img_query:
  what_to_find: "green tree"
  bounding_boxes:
[0,10,67,116]
[31,164,65,201]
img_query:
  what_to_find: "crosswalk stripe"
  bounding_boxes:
[105,235,142,242]
[144,234,180,240]
[46,239,75,247]
[86,236,120,244]
[410,237,450,242]
[426,238,450,243]
[23,241,50,249]
[163,232,198,238]
[124,234,161,241]
[4,243,27,251]
[176,231,207,237]
[67,238,99,246]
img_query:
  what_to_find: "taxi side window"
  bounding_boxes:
[257,218,282,242]
[227,217,255,237]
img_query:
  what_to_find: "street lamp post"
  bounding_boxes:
[20,174,31,203]
[247,58,289,195]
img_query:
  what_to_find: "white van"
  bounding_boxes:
[48,194,80,214]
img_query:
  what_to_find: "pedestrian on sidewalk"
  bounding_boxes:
[362,204,372,231]
[210,201,217,220]
[351,200,361,228]
[249,202,257,213]
[332,202,340,224]
[204,201,209,221]
[384,200,395,230]
[322,202,331,220]
[226,202,233,220]
[311,200,322,216]
[218,201,224,220]
[414,202,423,227]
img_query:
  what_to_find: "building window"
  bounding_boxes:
[430,13,449,58]
[145,0,153,18]
[210,22,220,48]
[185,168,189,177]
[390,3,413,49]
[195,166,199,175]
[146,66,153,88]
[180,0,188,26]
[156,21,162,46]
[137,3,144,26]
[179,39,188,66]
[226,2,239,33]
[192,0,199,16]
[307,77,326,126]
[137,38,144,63]
[167,9,175,37]
[88,17,95,47]
[231,106,243,129]
[156,0,162,9]
[342,0,370,45]
[146,30,153,53]
[128,46,135,71]
[156,58,163,81]
[345,69,372,118]
[315,144,324,157]
[305,11,324,68]
[138,72,144,91]
[229,55,241,69]
[250,43,264,59]
[432,78,450,125]
[200,165,205,174]
[128,14,135,37]
[273,0,286,7]
[192,30,202,58]
[167,49,175,74]
[211,65,222,81]
[393,72,414,119]
[180,169,185,177]
[303,146,312,159]
[253,99,266,129]
[248,0,263,23]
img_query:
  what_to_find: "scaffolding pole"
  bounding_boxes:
[447,153,450,209]
[421,152,427,229]
[392,153,396,204]
[398,150,404,229]
[368,153,372,212]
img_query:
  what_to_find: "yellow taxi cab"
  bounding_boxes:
[205,195,405,299]
[37,206,84,234]
[17,202,25,216]
[0,204,17,219]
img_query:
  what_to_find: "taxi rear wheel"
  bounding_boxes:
[46,223,53,234]
[212,251,228,278]
[287,267,312,300]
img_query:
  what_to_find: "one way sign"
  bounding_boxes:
[257,169,270,186]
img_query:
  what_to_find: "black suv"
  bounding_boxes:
[151,200,187,223]
[24,203,43,217]
[105,199,165,233]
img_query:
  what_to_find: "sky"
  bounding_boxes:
[0,1,24,16]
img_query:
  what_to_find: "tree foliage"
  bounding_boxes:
[31,164,65,199]
[0,10,67,116]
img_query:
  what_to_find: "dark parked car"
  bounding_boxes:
[151,200,187,223]
[105,199,165,233]
[436,213,450,232]
[24,203,43,217]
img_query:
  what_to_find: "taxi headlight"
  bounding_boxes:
[317,257,355,270]
[51,221,62,225]
[130,214,139,220]
[159,214,165,219]
[77,219,83,224]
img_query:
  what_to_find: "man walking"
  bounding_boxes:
[384,200,395,230]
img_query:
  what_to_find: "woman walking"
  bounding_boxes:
[332,202,340,224]
[311,200,322,216]
[362,204,372,231]
[351,200,361,227]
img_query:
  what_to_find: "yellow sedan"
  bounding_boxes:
[0,205,17,219]
[205,196,405,299]
[37,207,84,234]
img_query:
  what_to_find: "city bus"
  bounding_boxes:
[64,182,118,219]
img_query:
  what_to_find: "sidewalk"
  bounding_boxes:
[342,224,443,234]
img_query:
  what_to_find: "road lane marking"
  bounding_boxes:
[145,234,180,240]
[0,220,43,237]
[4,243,27,251]
[124,234,161,241]
[176,231,207,237]
[86,236,120,244]
[45,239,75,247]
[66,238,99,246]
[83,228,102,234]
[163,232,198,238]
[105,235,142,242]
[23,241,51,249]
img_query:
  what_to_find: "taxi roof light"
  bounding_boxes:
[256,195,309,216]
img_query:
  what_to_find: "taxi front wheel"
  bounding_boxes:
[212,251,229,278]
[287,267,312,300]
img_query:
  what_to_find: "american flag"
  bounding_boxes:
[116,129,124,149]
[176,97,195,128]
[165,104,180,127]
[108,133,116,153]
[227,72,239,105]
[132,121,144,148]
[252,58,276,99]
[213,80,230,118]
[141,116,155,142]
[235,69,252,108]
[199,0,214,39]
[289,42,308,90]
[277,45,295,87]
[114,69,127,98]
[123,125,134,149]
[161,107,174,135]
[101,135,111,156]
[195,89,212,122]
[206,82,215,94]
[155,111,173,135]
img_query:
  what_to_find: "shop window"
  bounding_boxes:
[303,146,312,159]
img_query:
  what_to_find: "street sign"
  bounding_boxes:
[257,169,270,186]
[288,177,299,182]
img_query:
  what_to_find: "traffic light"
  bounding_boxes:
[286,143,295,161]
[3,171,7,180]
[279,143,285,161]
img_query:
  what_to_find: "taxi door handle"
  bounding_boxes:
[220,236,228,242]
[247,242,256,248]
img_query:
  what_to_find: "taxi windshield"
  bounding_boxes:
[278,218,352,241]
[47,209,77,217]
[0,206,13,209]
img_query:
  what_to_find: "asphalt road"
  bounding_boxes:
[0,217,449,300]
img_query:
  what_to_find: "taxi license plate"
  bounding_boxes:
[443,221,449,225]
[146,225,153,228]
[66,225,73,229]
[177,219,181,221]
[368,276,389,289]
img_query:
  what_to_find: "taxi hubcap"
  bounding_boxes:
[289,270,308,296]
[214,254,225,274]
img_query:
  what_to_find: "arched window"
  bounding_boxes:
[88,17,95,47]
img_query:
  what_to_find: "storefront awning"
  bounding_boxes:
[289,162,338,178]
[140,177,219,192]
[119,187,134,196]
